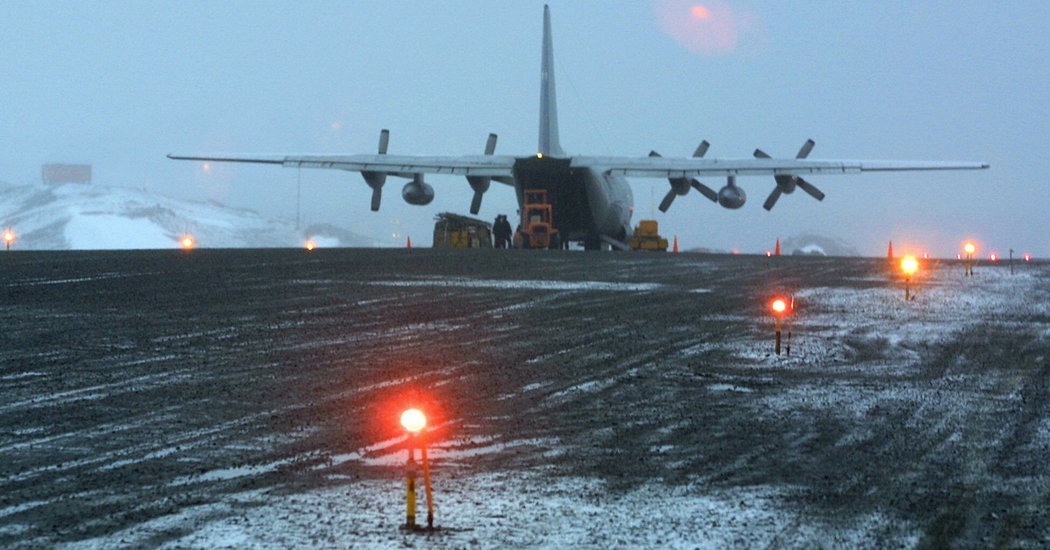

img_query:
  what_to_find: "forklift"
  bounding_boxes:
[514,189,561,249]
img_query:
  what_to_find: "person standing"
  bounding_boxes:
[493,214,512,249]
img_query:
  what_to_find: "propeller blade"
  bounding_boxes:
[763,187,783,211]
[796,178,825,201]
[370,187,382,211]
[652,142,714,211]
[691,179,718,202]
[753,148,771,159]
[470,190,484,214]
[796,139,815,159]
[378,129,389,155]
[484,133,497,155]
[658,189,677,212]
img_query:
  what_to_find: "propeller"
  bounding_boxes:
[754,139,825,211]
[651,140,718,213]
[467,133,498,214]
[361,129,390,211]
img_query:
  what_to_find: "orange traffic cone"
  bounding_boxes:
[775,238,781,256]
[406,236,412,249]
[672,236,679,253]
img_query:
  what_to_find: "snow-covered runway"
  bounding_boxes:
[1,249,1047,547]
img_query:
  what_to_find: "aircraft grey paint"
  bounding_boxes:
[170,5,988,251]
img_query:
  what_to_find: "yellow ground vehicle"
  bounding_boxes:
[515,189,560,249]
[433,212,492,248]
[629,220,668,251]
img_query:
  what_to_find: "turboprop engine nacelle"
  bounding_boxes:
[717,176,746,209]
[402,174,435,206]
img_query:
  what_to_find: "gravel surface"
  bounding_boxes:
[1,249,1047,548]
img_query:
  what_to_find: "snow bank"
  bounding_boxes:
[64,214,171,250]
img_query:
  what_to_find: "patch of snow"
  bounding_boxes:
[78,472,917,549]
[372,278,664,292]
[708,383,754,393]
[64,213,172,249]
[797,244,827,255]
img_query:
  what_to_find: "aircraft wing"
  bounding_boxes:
[166,153,518,179]
[572,156,990,179]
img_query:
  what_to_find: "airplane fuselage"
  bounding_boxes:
[512,155,632,248]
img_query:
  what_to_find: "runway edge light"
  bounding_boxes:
[901,256,918,301]
[400,408,426,433]
[400,408,436,531]
[770,297,790,355]
[963,242,976,276]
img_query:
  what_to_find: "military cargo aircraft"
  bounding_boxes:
[170,6,988,250]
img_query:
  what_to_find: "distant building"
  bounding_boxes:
[42,164,92,185]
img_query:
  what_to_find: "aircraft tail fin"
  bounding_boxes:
[539,5,565,157]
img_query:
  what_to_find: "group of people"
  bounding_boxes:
[492,214,514,248]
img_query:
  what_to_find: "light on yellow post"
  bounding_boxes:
[964,242,976,276]
[400,408,435,530]
[901,256,918,301]
[771,298,788,355]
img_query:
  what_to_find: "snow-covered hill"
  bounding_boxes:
[0,181,372,250]
[781,233,861,256]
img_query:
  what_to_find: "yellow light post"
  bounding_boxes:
[3,229,14,251]
[964,242,976,276]
[901,256,918,301]
[400,408,435,530]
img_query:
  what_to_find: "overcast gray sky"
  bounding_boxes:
[2,1,1046,257]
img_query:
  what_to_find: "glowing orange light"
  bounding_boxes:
[401,408,426,433]
[990,254,998,262]
[656,0,741,55]
[771,298,788,315]
[964,242,976,255]
[305,239,316,251]
[901,256,918,276]
[3,229,14,243]
[202,163,212,172]
[180,235,195,250]
[765,251,772,257]
[1024,254,1032,261]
